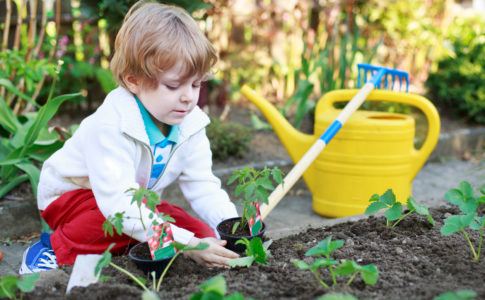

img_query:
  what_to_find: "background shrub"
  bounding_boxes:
[425,16,485,124]
[206,118,252,161]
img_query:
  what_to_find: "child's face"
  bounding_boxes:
[136,62,202,125]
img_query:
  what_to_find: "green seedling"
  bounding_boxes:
[365,189,434,228]
[228,237,272,267]
[0,273,40,300]
[227,167,283,234]
[316,293,358,300]
[440,181,485,262]
[95,241,209,298]
[293,236,378,289]
[102,188,175,237]
[189,275,248,300]
[434,289,477,300]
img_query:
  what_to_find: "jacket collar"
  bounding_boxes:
[103,87,210,145]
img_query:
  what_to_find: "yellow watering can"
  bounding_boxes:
[241,86,440,218]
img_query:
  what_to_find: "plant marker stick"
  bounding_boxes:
[257,65,408,220]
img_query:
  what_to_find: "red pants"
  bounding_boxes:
[41,189,215,265]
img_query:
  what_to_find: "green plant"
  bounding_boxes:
[189,275,247,300]
[0,273,40,300]
[227,167,283,234]
[0,62,81,198]
[96,241,208,299]
[440,181,485,262]
[227,237,271,268]
[425,15,485,124]
[434,289,477,300]
[316,293,358,300]
[102,187,175,237]
[293,236,378,289]
[365,189,435,228]
[206,118,252,161]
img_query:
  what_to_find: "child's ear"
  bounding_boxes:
[124,75,141,94]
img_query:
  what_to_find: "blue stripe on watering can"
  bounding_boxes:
[319,120,342,144]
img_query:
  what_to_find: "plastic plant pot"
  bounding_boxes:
[128,242,172,277]
[216,217,266,253]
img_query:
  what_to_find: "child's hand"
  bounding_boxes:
[184,237,239,268]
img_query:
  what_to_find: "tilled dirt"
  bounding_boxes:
[24,206,485,300]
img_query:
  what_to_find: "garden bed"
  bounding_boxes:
[25,206,485,300]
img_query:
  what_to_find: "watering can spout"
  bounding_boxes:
[240,85,315,164]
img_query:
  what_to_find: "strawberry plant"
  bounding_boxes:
[96,241,208,299]
[102,187,175,236]
[189,275,248,300]
[293,236,378,288]
[228,237,272,267]
[440,181,485,262]
[365,189,434,228]
[0,273,39,300]
[227,166,283,234]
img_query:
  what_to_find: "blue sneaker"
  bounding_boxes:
[19,232,58,274]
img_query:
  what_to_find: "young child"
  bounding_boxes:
[19,1,240,274]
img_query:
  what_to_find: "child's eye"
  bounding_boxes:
[165,84,179,90]
[192,83,201,88]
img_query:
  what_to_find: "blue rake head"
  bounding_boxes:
[356,63,409,92]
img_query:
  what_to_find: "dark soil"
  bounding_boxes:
[24,206,485,300]
[218,218,252,237]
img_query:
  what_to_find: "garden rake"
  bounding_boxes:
[259,63,410,220]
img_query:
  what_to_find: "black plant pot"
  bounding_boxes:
[216,217,266,253]
[128,242,172,277]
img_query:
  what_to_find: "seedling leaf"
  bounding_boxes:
[459,181,474,199]
[365,201,387,215]
[433,289,477,300]
[408,197,435,225]
[95,243,115,276]
[441,214,475,236]
[198,275,226,296]
[228,256,255,268]
[316,293,358,300]
[360,264,379,285]
[305,236,344,257]
[292,259,310,270]
[142,290,160,300]
[16,273,40,292]
[380,189,396,205]
[384,203,402,221]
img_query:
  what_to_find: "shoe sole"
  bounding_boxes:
[19,248,34,275]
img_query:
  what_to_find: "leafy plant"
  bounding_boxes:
[227,167,283,234]
[440,181,485,262]
[0,273,40,300]
[434,289,477,300]
[95,241,208,299]
[206,118,252,161]
[189,275,247,300]
[426,15,485,124]
[228,237,272,268]
[365,189,435,228]
[293,236,378,289]
[0,61,81,198]
[102,187,175,237]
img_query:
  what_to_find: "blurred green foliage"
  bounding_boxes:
[426,16,485,124]
[206,118,252,161]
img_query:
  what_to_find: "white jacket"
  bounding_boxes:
[37,87,238,244]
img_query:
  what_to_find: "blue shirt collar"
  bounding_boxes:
[134,96,179,146]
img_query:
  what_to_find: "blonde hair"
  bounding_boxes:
[110,1,217,90]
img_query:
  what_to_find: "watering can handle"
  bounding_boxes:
[322,89,441,179]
